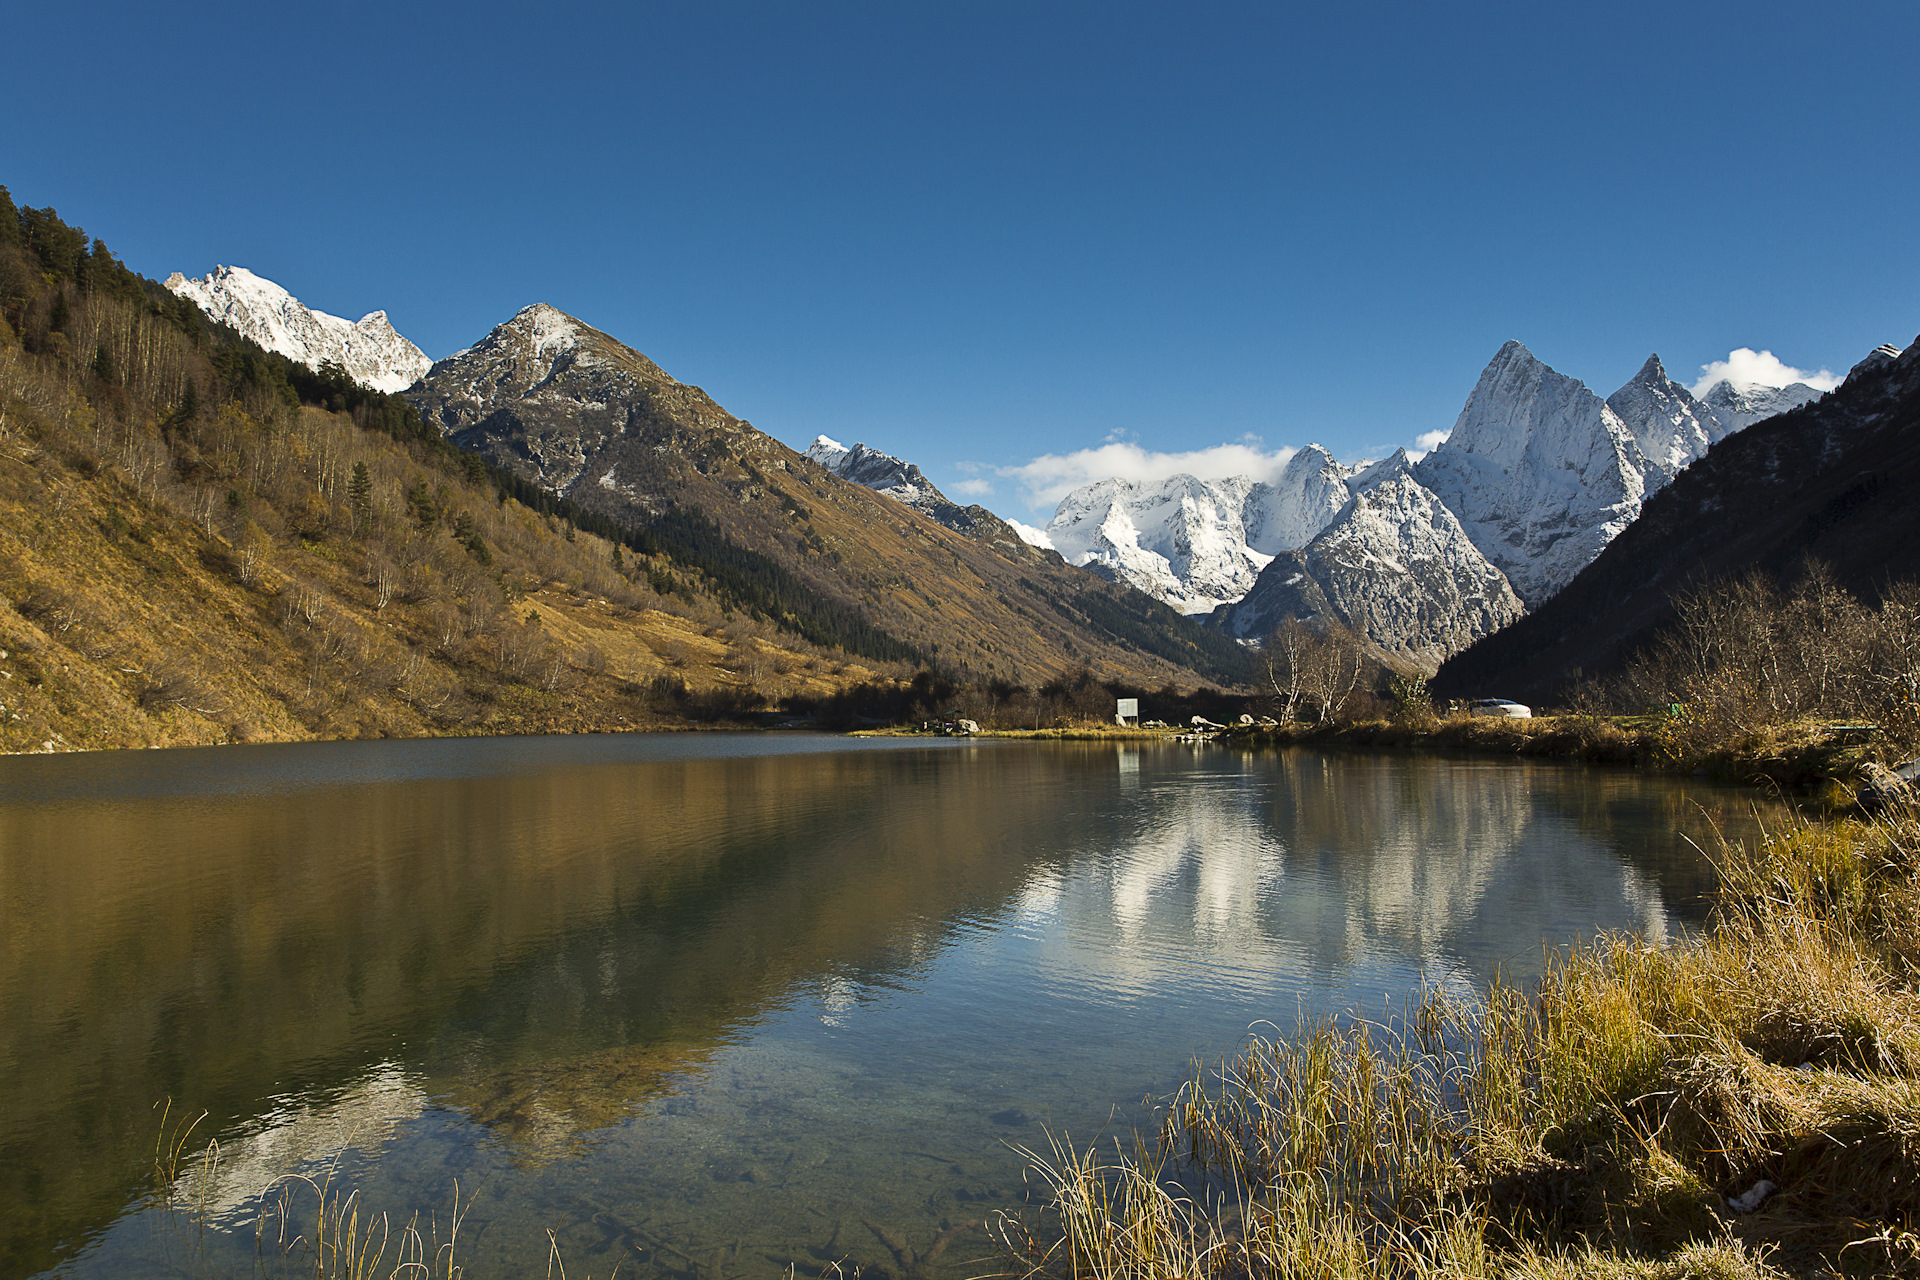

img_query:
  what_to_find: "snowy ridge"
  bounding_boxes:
[164,266,431,393]
[1045,475,1276,615]
[1605,355,1719,484]
[1414,341,1651,607]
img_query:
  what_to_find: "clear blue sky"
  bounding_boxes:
[5,1,1915,517]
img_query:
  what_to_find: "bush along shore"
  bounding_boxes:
[1000,809,1920,1279]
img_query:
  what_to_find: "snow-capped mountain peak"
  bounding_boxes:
[1604,352,1719,482]
[805,435,851,471]
[1414,342,1650,606]
[164,265,431,394]
[1697,378,1822,435]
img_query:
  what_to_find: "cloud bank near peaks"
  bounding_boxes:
[1000,438,1300,512]
[1689,347,1840,398]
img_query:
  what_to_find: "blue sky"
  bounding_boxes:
[5,1,1915,517]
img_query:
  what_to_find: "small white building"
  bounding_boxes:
[1115,697,1139,726]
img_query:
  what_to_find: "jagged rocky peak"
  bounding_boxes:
[806,436,935,500]
[164,265,431,394]
[1347,447,1415,496]
[1415,341,1649,607]
[1604,353,1718,483]
[804,436,1055,565]
[805,435,851,471]
[1698,378,1822,437]
[1217,471,1523,671]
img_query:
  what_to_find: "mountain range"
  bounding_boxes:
[161,260,1849,678]
[1038,343,1828,666]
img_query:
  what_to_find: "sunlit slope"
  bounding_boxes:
[409,305,1255,690]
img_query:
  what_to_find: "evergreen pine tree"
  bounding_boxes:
[611,541,625,572]
[92,343,115,383]
[407,478,436,530]
[347,462,373,529]
[0,186,19,247]
[48,290,70,334]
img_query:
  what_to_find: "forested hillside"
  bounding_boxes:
[0,191,930,752]
[0,187,1254,753]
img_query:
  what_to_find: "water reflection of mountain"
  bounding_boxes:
[0,738,1767,1279]
[0,740,1105,1276]
[1038,748,1762,1001]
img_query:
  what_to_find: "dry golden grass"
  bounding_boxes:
[1001,810,1920,1279]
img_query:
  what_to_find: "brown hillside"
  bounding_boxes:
[409,304,1253,690]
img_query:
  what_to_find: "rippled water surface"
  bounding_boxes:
[0,734,1777,1279]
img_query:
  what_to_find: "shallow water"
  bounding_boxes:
[0,734,1773,1280]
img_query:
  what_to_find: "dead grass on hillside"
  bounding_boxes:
[1000,810,1920,1279]
[0,385,893,753]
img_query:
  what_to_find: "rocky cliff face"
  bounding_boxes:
[1217,473,1523,669]
[803,436,1051,565]
[1413,341,1651,608]
[164,266,430,393]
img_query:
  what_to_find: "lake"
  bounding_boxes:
[0,734,1775,1279]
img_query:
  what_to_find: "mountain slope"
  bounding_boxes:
[407,305,1255,688]
[165,265,431,393]
[803,435,1052,565]
[1433,337,1920,704]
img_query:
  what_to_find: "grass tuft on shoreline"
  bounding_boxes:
[1001,810,1920,1278]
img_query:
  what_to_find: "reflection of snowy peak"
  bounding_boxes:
[164,265,431,393]
[1414,341,1650,607]
[1218,472,1523,668]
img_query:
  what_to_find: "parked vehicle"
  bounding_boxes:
[1469,699,1532,719]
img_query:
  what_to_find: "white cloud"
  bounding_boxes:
[1009,520,1056,550]
[952,477,994,497]
[1690,348,1839,397]
[999,440,1299,512]
[1416,429,1450,453]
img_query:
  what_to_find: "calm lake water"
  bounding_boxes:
[0,734,1777,1280]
